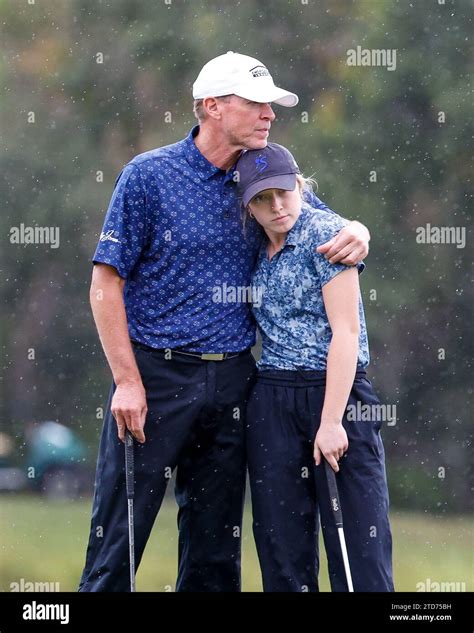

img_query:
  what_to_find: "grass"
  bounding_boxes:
[1,494,472,592]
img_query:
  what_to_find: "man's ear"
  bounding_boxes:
[203,96,222,120]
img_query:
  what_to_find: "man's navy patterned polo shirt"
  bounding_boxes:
[92,126,335,353]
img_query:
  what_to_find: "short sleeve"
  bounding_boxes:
[310,213,365,287]
[303,188,334,214]
[92,163,148,278]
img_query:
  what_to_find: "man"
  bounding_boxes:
[79,52,370,592]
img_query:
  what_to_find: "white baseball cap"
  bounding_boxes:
[192,51,299,107]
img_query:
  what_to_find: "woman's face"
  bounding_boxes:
[248,187,302,236]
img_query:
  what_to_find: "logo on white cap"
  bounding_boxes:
[250,65,270,78]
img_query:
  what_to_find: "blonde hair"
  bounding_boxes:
[241,173,318,234]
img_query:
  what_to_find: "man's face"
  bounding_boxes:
[217,95,276,150]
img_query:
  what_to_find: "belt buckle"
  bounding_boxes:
[201,353,225,361]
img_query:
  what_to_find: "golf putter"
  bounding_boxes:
[125,429,136,592]
[324,459,354,592]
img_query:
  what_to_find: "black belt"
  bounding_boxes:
[132,341,251,361]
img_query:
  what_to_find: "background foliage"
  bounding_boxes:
[1,0,472,520]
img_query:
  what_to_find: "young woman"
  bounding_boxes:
[235,143,394,592]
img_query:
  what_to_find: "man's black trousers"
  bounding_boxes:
[79,343,256,592]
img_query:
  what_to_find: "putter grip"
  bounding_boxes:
[125,431,134,500]
[324,460,343,527]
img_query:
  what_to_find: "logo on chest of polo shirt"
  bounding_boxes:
[255,155,268,172]
[250,65,270,78]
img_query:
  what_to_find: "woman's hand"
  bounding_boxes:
[314,421,349,473]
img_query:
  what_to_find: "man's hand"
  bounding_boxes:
[111,379,148,444]
[317,220,370,265]
[314,421,349,473]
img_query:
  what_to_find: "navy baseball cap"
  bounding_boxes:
[235,143,300,207]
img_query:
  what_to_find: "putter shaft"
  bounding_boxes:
[324,460,354,592]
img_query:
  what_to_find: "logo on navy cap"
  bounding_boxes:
[255,155,268,172]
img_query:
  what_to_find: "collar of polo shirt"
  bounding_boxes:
[183,126,224,180]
